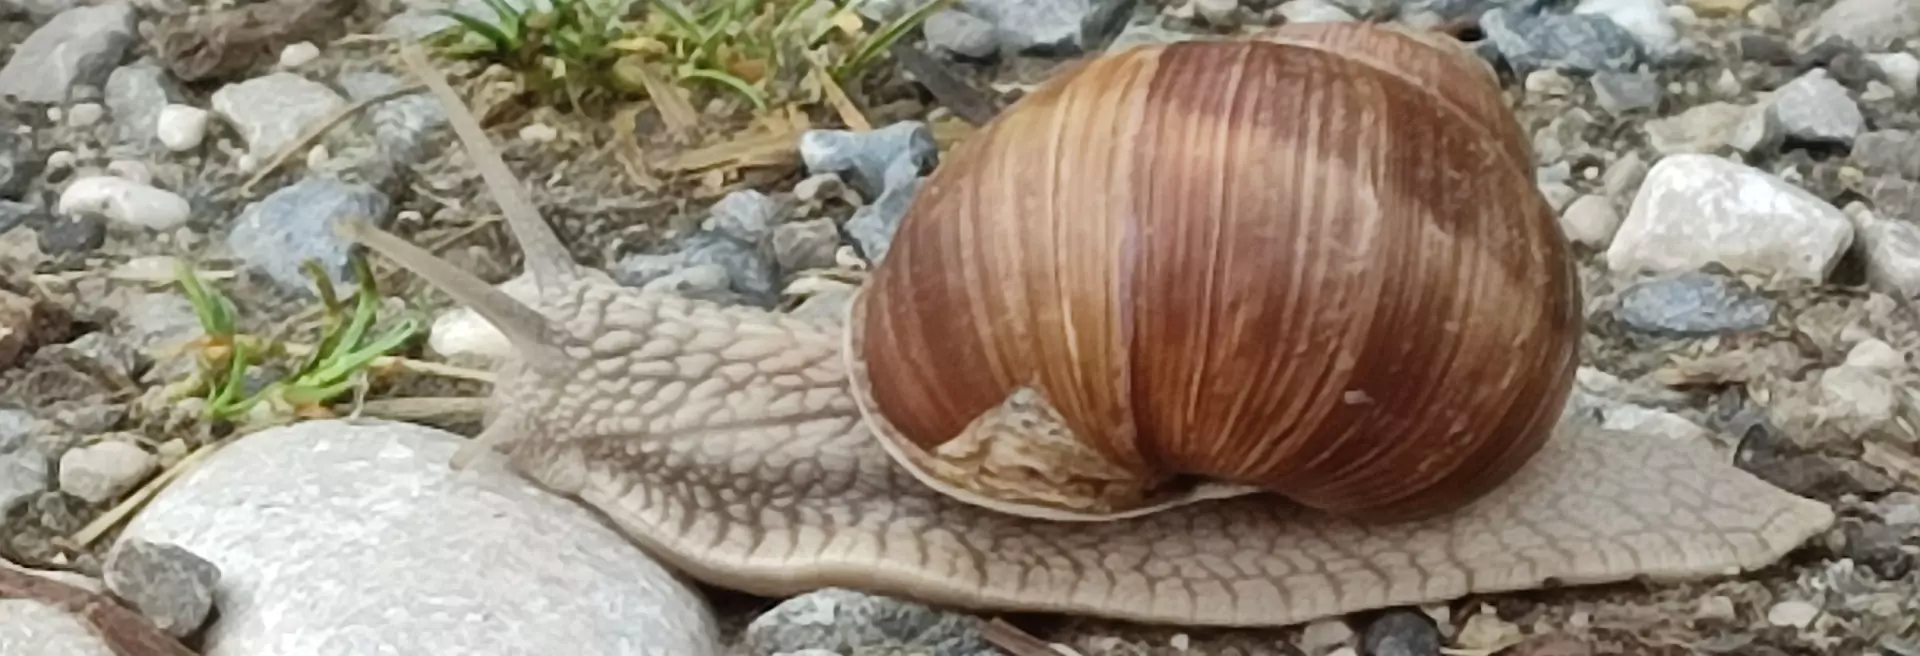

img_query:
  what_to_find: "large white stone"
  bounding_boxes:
[56,175,192,231]
[116,419,723,656]
[1608,154,1854,281]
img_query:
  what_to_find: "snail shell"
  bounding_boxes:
[844,22,1583,523]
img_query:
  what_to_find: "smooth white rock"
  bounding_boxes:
[1561,194,1623,248]
[115,418,723,656]
[66,102,104,127]
[1608,154,1855,281]
[1868,52,1920,96]
[278,41,320,68]
[209,72,347,159]
[1767,600,1821,628]
[425,273,535,362]
[1849,209,1920,303]
[1845,339,1906,372]
[56,175,192,231]
[56,439,156,504]
[155,104,209,151]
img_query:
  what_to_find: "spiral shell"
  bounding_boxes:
[843,22,1581,523]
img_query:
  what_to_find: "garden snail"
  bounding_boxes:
[339,24,1835,628]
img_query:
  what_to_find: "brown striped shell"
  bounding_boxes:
[842,22,1582,523]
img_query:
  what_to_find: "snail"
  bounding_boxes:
[339,24,1834,629]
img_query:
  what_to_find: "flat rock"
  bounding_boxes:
[1797,0,1920,50]
[1608,154,1854,281]
[0,2,138,104]
[210,72,348,160]
[114,418,723,656]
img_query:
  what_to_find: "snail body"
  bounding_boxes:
[340,26,1834,630]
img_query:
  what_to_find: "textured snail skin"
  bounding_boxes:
[850,23,1583,523]
[337,41,1836,629]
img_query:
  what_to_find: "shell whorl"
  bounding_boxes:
[845,23,1583,522]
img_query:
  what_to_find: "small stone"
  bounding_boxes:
[1695,595,1738,621]
[1604,152,1649,204]
[104,61,183,152]
[1526,69,1577,96]
[38,212,106,255]
[1851,130,1920,179]
[1560,194,1623,248]
[1868,52,1920,95]
[800,121,938,200]
[65,102,104,127]
[1278,0,1356,23]
[0,199,43,235]
[1480,8,1646,74]
[1796,0,1920,51]
[741,587,991,655]
[153,104,208,151]
[1591,71,1661,114]
[1574,0,1679,59]
[0,289,33,369]
[1766,600,1820,628]
[1712,69,1742,97]
[1538,181,1579,212]
[704,189,782,244]
[210,72,349,159]
[226,177,392,295]
[1456,611,1521,650]
[0,409,51,516]
[1644,101,1747,154]
[942,0,1131,55]
[105,159,150,185]
[1609,154,1855,281]
[56,175,192,231]
[102,538,221,637]
[1818,364,1898,435]
[519,123,558,143]
[1300,618,1356,652]
[278,41,321,68]
[0,2,139,103]
[1615,269,1774,335]
[1851,203,1920,304]
[844,155,924,264]
[1747,2,1781,27]
[923,9,998,59]
[1726,104,1780,153]
[771,219,841,271]
[1362,611,1442,656]
[0,131,41,200]
[57,438,157,504]
[1767,69,1864,146]
[1844,338,1905,372]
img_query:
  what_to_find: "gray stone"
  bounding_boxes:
[703,188,782,244]
[1643,101,1748,154]
[1768,69,1864,145]
[925,9,1000,59]
[0,200,42,235]
[1868,177,1920,223]
[0,408,49,516]
[772,218,842,271]
[1572,0,1679,60]
[741,588,995,656]
[1560,194,1622,248]
[1480,7,1644,74]
[57,438,156,504]
[800,121,938,200]
[1797,0,1920,51]
[0,0,87,20]
[1852,130,1920,180]
[102,538,220,638]
[955,0,1138,55]
[0,2,138,104]
[336,71,448,169]
[1850,208,1920,304]
[115,419,723,656]
[613,231,780,307]
[1609,154,1855,281]
[103,61,185,154]
[1615,269,1775,335]
[210,73,349,160]
[226,178,391,296]
[1591,71,1662,114]
[845,155,925,265]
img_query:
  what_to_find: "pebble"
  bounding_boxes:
[845,154,925,264]
[101,538,221,637]
[1767,69,1864,146]
[0,2,139,103]
[64,102,103,128]
[613,231,780,306]
[209,72,349,159]
[0,288,32,369]
[1695,595,1738,621]
[1591,71,1662,114]
[1848,209,1920,303]
[1362,610,1444,656]
[1819,364,1899,435]
[427,274,536,363]
[1868,52,1920,96]
[0,131,39,200]
[0,408,50,516]
[55,175,192,231]
[1643,101,1747,154]
[948,0,1133,55]
[1479,8,1645,74]
[771,218,843,271]
[1868,177,1920,223]
[1608,154,1855,281]
[1766,600,1821,628]
[0,199,40,235]
[519,122,558,143]
[923,9,999,59]
[1561,194,1622,248]
[739,587,992,656]
[1851,130,1920,180]
[1796,0,1920,51]
[1300,618,1357,652]
[37,212,105,255]
[1747,2,1781,27]
[278,41,321,68]
[1604,152,1649,204]
[1844,338,1905,372]
[104,61,183,153]
[1574,0,1680,59]
[1727,104,1781,153]
[1278,0,1358,22]
[1686,0,1748,17]
[117,419,724,654]
[1615,269,1775,334]
[56,438,156,504]
[1196,0,1241,25]
[704,188,782,244]
[1526,69,1576,97]
[226,178,392,295]
[800,121,938,200]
